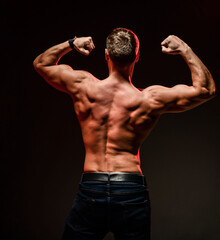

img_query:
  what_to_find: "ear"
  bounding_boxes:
[135,51,140,63]
[105,49,110,61]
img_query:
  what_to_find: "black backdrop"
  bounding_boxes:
[2,0,220,239]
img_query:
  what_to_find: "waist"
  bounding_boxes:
[81,172,146,185]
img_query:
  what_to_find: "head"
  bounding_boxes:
[105,28,140,68]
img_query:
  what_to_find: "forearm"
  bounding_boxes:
[33,41,72,68]
[181,46,216,95]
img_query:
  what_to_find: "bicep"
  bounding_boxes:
[145,84,209,113]
[35,64,85,94]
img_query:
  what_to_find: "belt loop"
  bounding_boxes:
[80,173,84,184]
[108,173,110,184]
[142,175,145,186]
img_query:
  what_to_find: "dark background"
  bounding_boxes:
[2,0,220,239]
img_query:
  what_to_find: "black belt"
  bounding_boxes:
[81,172,146,185]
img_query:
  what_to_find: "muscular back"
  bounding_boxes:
[33,36,216,174]
[72,74,160,173]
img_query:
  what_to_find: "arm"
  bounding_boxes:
[144,35,216,113]
[33,36,95,94]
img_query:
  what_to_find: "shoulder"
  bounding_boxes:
[59,68,99,96]
[142,85,169,102]
[61,68,97,82]
[64,69,99,87]
[143,85,169,94]
[141,85,170,113]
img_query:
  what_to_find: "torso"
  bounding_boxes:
[71,74,160,174]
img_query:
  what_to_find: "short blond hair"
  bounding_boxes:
[106,28,140,67]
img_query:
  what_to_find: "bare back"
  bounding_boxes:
[33,35,216,174]
[72,75,160,174]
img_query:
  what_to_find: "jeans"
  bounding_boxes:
[62,174,151,240]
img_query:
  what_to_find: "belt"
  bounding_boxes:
[81,172,146,185]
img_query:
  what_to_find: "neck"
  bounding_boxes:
[108,62,135,82]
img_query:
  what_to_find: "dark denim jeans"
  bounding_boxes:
[62,175,151,240]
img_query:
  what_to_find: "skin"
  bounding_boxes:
[33,35,216,174]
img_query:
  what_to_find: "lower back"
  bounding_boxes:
[83,148,142,174]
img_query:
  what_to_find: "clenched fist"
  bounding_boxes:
[73,36,95,56]
[161,35,188,55]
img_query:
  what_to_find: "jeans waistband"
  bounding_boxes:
[81,172,146,185]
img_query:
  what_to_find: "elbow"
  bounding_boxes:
[209,87,217,99]
[33,57,39,70]
[198,70,217,99]
[199,86,217,101]
[206,74,217,98]
[207,81,217,99]
[210,77,217,96]
[33,61,39,71]
[33,55,43,71]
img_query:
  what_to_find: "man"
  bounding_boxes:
[33,28,216,240]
